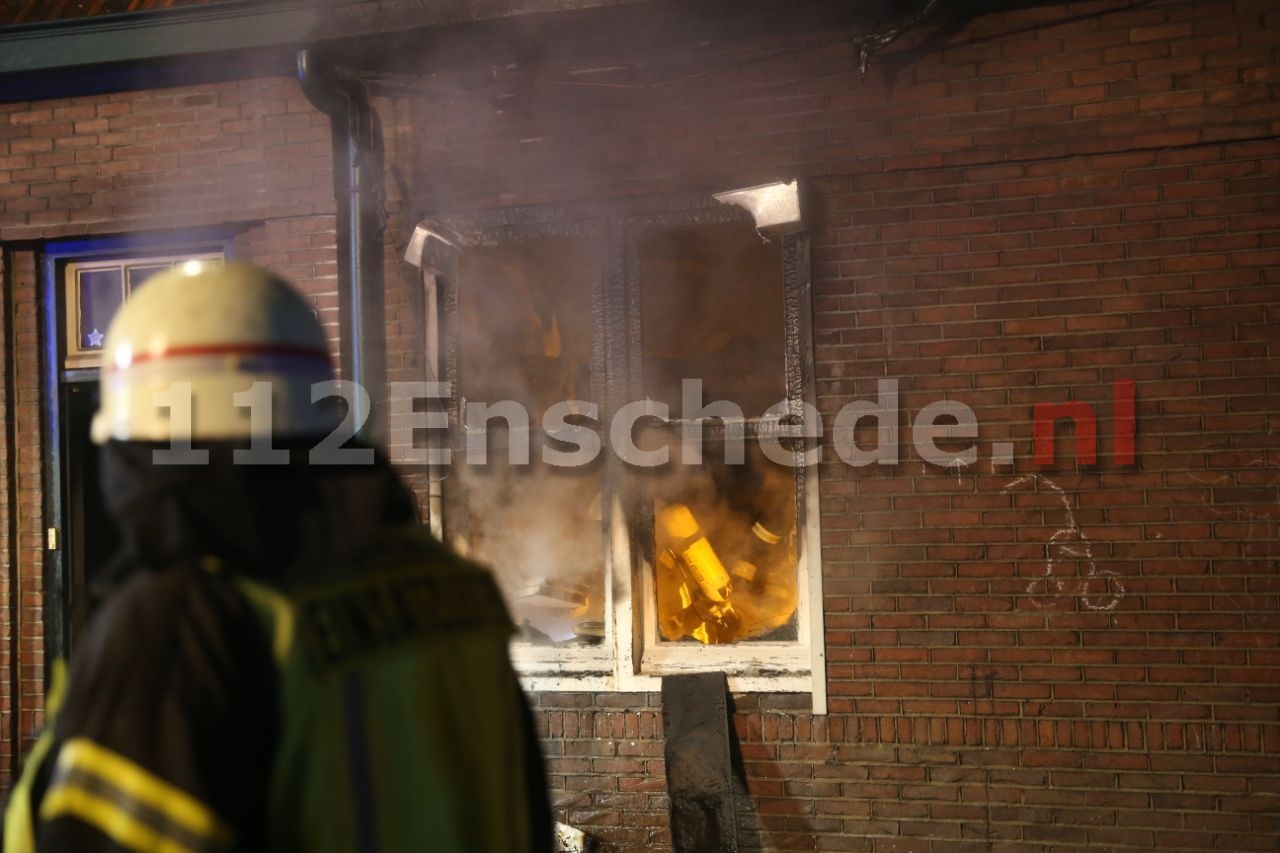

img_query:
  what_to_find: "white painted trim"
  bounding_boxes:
[801,467,827,715]
[520,672,813,695]
[510,645,613,669]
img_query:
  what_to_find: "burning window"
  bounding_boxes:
[638,220,799,645]
[452,235,605,646]
[646,441,799,645]
[410,183,823,699]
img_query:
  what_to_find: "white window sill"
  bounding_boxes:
[512,642,823,709]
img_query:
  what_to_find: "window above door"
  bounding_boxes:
[63,253,223,370]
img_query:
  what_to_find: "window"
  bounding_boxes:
[63,253,223,369]
[406,186,825,707]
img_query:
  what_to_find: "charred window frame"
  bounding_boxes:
[408,187,825,709]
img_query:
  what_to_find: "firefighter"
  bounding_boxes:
[4,262,552,852]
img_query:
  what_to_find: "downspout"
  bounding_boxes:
[297,48,386,446]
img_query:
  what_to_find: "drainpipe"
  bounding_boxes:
[297,48,385,447]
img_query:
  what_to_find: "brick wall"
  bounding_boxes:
[5,250,44,787]
[391,0,1280,849]
[0,248,13,781]
[0,0,1276,849]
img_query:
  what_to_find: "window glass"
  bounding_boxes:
[127,263,172,293]
[65,253,223,369]
[457,236,594,425]
[77,267,124,350]
[640,222,786,419]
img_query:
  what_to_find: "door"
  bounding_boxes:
[61,381,120,648]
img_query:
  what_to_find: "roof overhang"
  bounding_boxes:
[0,0,657,102]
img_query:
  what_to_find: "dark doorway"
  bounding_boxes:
[60,381,119,648]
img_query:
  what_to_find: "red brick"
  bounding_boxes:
[2,4,1279,848]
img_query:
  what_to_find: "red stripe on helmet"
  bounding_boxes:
[110,342,332,372]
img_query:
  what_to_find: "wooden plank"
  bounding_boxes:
[661,672,739,853]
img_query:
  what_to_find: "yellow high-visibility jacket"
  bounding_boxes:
[4,529,551,853]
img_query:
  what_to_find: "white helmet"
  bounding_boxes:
[90,261,337,444]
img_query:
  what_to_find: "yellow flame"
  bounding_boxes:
[543,314,562,359]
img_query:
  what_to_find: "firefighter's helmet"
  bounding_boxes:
[90,261,337,444]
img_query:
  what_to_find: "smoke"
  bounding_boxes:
[454,450,605,641]
[455,235,594,419]
[448,234,606,641]
[639,222,788,418]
